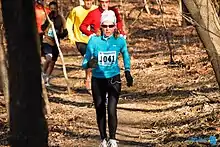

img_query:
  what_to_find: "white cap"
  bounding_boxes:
[100,10,116,25]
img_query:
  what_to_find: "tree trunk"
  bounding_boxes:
[180,0,191,27]
[0,0,9,122]
[178,0,183,26]
[1,0,48,146]
[183,0,220,87]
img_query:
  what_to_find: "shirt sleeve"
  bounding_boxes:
[66,9,75,43]
[82,37,95,69]
[45,7,50,14]
[80,12,94,36]
[111,7,125,35]
[120,38,130,71]
[61,15,67,29]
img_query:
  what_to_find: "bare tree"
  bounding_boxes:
[183,0,220,87]
[1,0,48,146]
[178,0,191,27]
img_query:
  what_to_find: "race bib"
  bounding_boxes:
[98,51,116,66]
[48,28,54,38]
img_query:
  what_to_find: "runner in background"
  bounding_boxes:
[41,1,68,86]
[80,0,126,38]
[82,10,133,147]
[34,0,50,56]
[66,0,97,93]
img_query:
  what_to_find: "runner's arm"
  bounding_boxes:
[41,8,52,31]
[41,19,49,32]
[121,38,130,71]
[58,15,68,39]
[111,7,125,35]
[80,12,94,36]
[82,37,95,69]
[66,9,75,42]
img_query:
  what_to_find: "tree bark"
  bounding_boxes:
[183,0,220,87]
[1,0,48,146]
[0,0,9,122]
[180,0,191,27]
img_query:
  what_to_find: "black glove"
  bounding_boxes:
[125,71,133,87]
[59,29,68,39]
[41,19,49,31]
[87,58,98,68]
[48,11,56,19]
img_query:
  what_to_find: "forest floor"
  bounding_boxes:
[0,0,220,146]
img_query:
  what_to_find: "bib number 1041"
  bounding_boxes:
[98,51,116,66]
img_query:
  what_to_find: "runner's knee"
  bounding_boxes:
[45,54,52,61]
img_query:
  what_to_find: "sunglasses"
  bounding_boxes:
[101,24,115,28]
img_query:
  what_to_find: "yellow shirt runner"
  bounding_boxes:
[66,5,97,44]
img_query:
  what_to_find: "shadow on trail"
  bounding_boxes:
[120,86,219,102]
[118,139,155,147]
[118,86,219,113]
[54,64,82,72]
[121,109,219,132]
[50,127,99,140]
[51,74,84,80]
[156,112,216,128]
[49,96,93,108]
[50,127,155,146]
[118,100,214,113]
[47,84,91,95]
[162,136,187,144]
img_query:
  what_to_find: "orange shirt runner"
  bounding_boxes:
[35,3,50,34]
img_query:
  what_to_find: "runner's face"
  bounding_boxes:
[84,0,93,9]
[49,4,58,14]
[101,21,115,37]
[99,0,110,10]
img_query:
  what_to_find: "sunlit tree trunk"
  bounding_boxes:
[183,0,220,87]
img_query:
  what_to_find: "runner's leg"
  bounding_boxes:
[42,43,52,74]
[46,45,59,76]
[76,42,92,91]
[92,77,108,140]
[107,75,121,139]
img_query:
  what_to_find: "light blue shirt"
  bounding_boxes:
[82,35,130,78]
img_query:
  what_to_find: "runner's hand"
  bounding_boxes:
[87,58,98,68]
[125,71,133,87]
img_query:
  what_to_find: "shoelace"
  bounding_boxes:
[107,140,118,147]
[99,139,107,147]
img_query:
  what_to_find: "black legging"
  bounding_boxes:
[91,74,121,140]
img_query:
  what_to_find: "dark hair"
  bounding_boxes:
[49,1,58,7]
